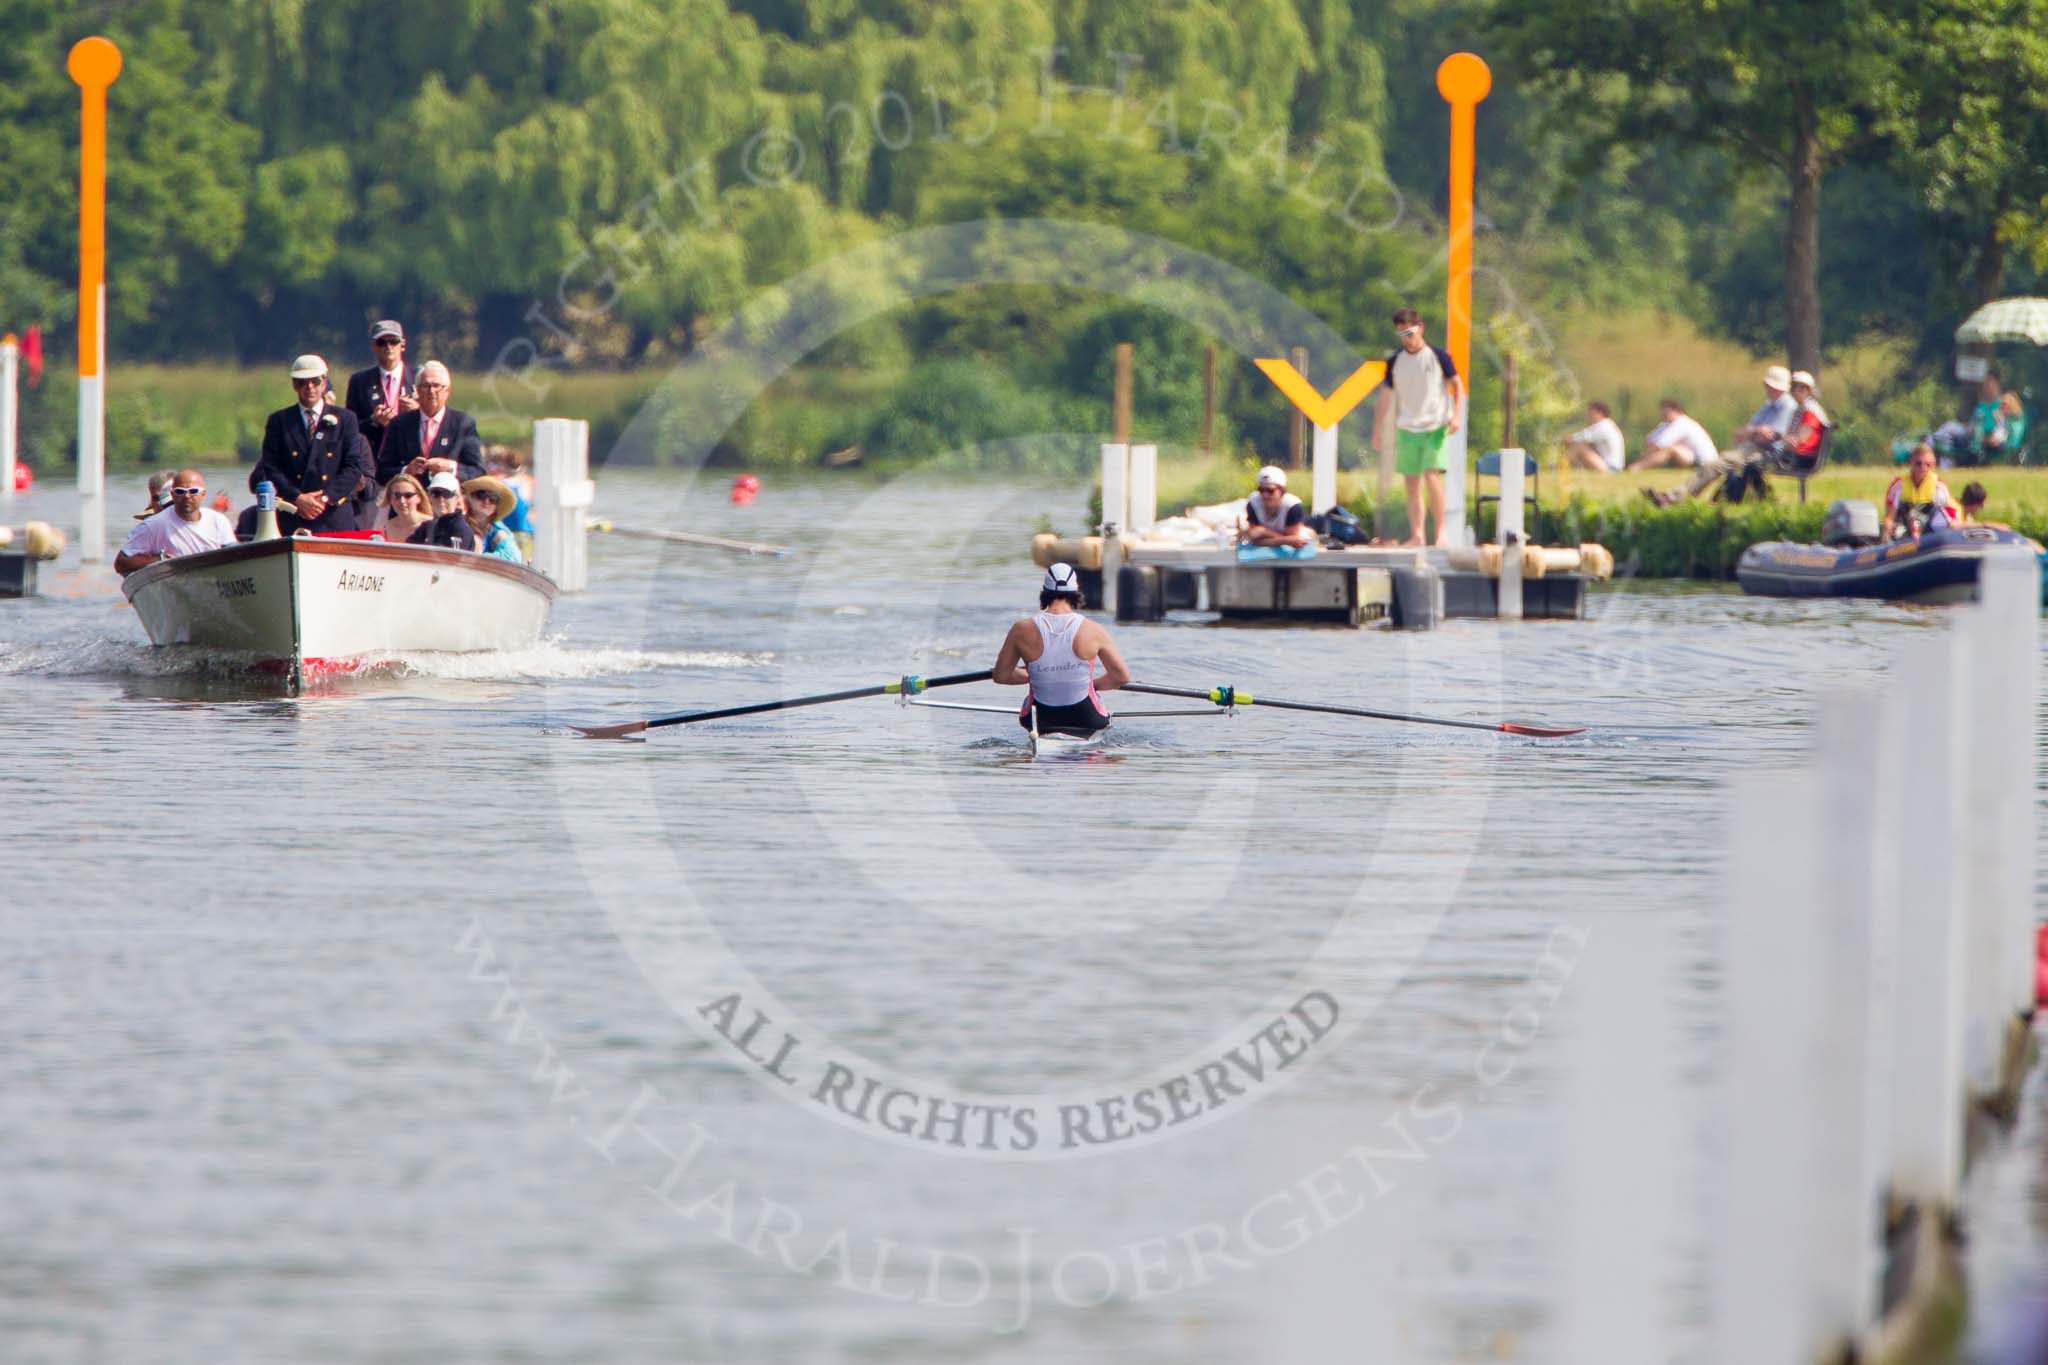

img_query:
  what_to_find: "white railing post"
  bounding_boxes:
[531,418,592,592]
[1099,441,1128,617]
[1442,390,1470,546]
[1718,769,1827,1363]
[1127,442,1156,535]
[1558,915,1669,1360]
[1310,422,1337,515]
[1967,549,2040,1028]
[1814,688,1896,1335]
[0,334,16,503]
[1496,447,1524,620]
[1886,632,1971,1205]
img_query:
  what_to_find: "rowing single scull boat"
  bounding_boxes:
[572,673,1585,746]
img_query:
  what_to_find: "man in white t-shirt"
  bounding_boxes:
[1564,401,1625,472]
[114,468,239,574]
[1375,306,1464,547]
[1626,399,1719,472]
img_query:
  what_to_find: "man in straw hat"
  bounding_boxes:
[1649,366,1825,506]
[250,354,374,533]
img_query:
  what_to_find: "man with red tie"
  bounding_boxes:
[344,320,415,460]
[374,360,487,488]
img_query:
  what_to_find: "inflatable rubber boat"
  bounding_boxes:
[1737,502,2042,603]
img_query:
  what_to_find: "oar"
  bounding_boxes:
[573,669,995,739]
[1122,683,1585,738]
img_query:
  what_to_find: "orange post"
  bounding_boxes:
[68,37,120,561]
[1436,52,1490,546]
[1436,53,1490,385]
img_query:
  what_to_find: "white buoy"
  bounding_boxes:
[531,418,593,592]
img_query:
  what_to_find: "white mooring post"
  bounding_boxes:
[1441,390,1470,546]
[1310,422,1337,515]
[531,418,593,592]
[1887,630,1971,1206]
[1813,688,1896,1337]
[1495,446,1524,621]
[1965,549,2040,1033]
[1719,769,1828,1363]
[0,334,16,503]
[1099,441,1128,617]
[1126,443,1157,535]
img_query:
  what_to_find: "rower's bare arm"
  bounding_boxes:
[993,624,1031,686]
[1091,632,1131,692]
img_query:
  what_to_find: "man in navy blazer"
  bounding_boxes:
[344,319,415,459]
[375,360,487,487]
[250,354,374,534]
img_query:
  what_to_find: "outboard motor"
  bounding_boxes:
[1821,499,1880,548]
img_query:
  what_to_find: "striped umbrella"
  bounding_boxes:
[1955,296,2048,346]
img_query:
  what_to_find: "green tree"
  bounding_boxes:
[1483,0,1904,371]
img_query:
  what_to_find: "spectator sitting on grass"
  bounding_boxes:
[1563,401,1624,472]
[1981,391,2027,463]
[1627,398,1718,472]
[1650,371,1826,507]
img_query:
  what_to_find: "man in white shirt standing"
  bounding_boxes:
[1563,401,1625,472]
[1626,398,1719,472]
[1376,306,1464,547]
[113,469,238,574]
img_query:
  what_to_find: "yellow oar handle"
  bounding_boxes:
[1208,686,1254,707]
[886,675,932,695]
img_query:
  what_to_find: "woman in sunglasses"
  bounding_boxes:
[375,473,433,543]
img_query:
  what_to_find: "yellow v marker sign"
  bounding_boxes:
[1254,358,1385,429]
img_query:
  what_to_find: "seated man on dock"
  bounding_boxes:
[1241,466,1316,549]
[113,469,238,574]
[994,563,1130,735]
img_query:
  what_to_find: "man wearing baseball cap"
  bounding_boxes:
[249,354,374,533]
[344,320,415,468]
[993,562,1130,737]
[1241,465,1317,549]
[1651,364,1815,506]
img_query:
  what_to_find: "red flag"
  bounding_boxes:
[22,325,41,387]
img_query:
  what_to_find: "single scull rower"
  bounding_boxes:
[994,563,1132,743]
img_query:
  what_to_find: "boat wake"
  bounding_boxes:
[0,635,767,683]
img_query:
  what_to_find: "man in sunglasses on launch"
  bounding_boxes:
[113,469,239,575]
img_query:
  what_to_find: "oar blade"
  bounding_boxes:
[573,719,650,740]
[1499,722,1585,738]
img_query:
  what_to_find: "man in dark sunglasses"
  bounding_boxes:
[345,320,415,459]
[113,468,238,574]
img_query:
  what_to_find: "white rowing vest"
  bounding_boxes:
[1026,611,1093,706]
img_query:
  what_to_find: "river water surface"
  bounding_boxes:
[4,469,2045,1363]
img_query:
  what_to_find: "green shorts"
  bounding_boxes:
[1395,426,1451,476]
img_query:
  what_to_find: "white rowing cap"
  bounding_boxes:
[1043,562,1081,594]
